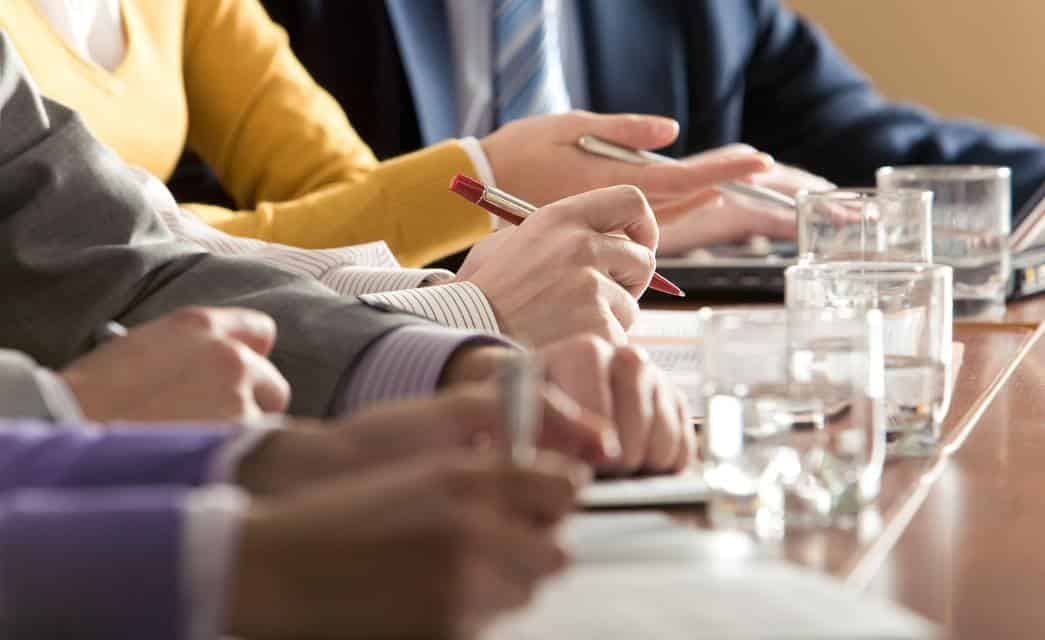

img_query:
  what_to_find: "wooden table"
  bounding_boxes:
[650,298,1045,639]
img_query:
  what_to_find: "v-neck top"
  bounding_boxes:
[33,0,126,71]
[0,0,490,268]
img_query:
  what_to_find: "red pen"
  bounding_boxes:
[450,174,685,298]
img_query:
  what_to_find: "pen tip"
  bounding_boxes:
[450,173,484,204]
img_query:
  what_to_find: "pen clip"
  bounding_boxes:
[499,351,542,465]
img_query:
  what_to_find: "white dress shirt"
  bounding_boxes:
[445,0,590,139]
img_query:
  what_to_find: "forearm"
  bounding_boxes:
[182,0,490,267]
[184,141,492,267]
[0,485,245,640]
[0,422,241,490]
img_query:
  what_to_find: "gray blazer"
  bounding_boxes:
[0,33,431,417]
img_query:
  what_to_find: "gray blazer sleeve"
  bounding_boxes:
[0,32,432,417]
[0,351,53,420]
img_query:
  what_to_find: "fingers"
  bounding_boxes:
[637,147,774,198]
[541,185,659,251]
[541,335,615,420]
[228,343,292,415]
[560,111,680,150]
[169,306,279,357]
[447,453,585,526]
[584,234,656,298]
[538,384,621,465]
[606,346,656,474]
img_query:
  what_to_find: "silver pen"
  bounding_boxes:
[499,351,541,465]
[576,135,797,210]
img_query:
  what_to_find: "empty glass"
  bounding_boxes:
[786,262,953,457]
[877,166,1010,317]
[700,308,886,535]
[797,188,933,264]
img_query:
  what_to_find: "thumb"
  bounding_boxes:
[567,112,679,151]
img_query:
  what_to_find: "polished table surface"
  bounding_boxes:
[646,297,1045,639]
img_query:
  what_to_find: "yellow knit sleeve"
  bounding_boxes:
[181,0,490,267]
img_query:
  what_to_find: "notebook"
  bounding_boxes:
[487,512,939,639]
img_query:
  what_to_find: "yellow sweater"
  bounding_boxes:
[0,0,489,267]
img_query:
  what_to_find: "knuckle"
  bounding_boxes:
[209,340,250,379]
[614,344,648,371]
[613,184,647,208]
[169,306,217,333]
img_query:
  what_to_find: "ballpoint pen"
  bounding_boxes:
[449,174,686,297]
[500,351,540,465]
[93,321,128,346]
[575,135,797,210]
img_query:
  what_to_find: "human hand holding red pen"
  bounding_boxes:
[453,185,659,345]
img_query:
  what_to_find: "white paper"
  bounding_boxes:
[580,469,709,507]
[487,513,939,640]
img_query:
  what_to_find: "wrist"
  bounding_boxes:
[438,344,514,389]
[236,426,347,496]
[225,503,289,637]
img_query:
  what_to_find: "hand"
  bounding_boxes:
[60,307,290,424]
[441,336,695,475]
[455,185,658,345]
[237,380,617,496]
[227,452,584,639]
[481,111,773,224]
[658,162,836,255]
[540,336,694,475]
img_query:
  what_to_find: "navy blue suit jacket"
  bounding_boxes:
[259,0,1045,219]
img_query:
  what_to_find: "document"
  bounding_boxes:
[580,469,708,507]
[629,310,705,418]
[487,513,939,640]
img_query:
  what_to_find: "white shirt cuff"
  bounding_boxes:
[181,485,250,640]
[32,368,85,423]
[206,416,287,484]
[458,137,500,231]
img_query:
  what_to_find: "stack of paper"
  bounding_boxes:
[486,513,938,639]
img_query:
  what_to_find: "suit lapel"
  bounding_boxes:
[577,0,689,156]
[384,0,458,144]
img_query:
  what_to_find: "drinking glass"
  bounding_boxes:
[786,262,953,457]
[877,166,1010,317]
[797,188,933,264]
[700,308,886,535]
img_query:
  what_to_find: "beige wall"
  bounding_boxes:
[787,0,1045,139]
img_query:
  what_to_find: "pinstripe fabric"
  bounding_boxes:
[152,191,499,332]
[359,282,499,333]
[494,0,570,126]
[335,326,510,417]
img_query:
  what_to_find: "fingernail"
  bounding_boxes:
[569,462,594,488]
[755,152,776,167]
[653,118,679,138]
[600,429,622,461]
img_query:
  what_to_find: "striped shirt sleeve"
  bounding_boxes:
[359,282,500,333]
[333,325,512,417]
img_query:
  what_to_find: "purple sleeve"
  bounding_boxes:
[333,325,512,416]
[0,420,235,490]
[0,488,186,639]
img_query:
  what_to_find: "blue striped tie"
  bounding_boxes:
[494,0,571,126]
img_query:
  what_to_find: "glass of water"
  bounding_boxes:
[877,166,1010,316]
[797,188,934,263]
[786,262,953,457]
[700,308,886,534]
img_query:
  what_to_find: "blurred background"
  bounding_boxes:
[790,0,1045,138]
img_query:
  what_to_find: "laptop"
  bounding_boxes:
[653,186,1045,302]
